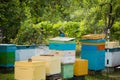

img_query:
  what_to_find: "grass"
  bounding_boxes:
[0,73,14,80]
[0,71,120,80]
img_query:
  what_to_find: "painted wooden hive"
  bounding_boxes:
[74,58,88,76]
[80,39,106,71]
[61,63,74,79]
[49,37,76,50]
[16,45,36,61]
[105,47,120,67]
[49,37,76,79]
[0,44,16,67]
[31,55,61,75]
[49,50,76,64]
[15,61,46,80]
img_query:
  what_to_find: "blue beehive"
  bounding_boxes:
[16,45,36,61]
[80,39,106,71]
[81,50,105,70]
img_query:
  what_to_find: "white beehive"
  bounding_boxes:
[49,50,76,64]
[105,52,120,67]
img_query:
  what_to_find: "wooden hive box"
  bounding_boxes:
[81,34,105,40]
[61,63,74,79]
[49,37,76,50]
[0,44,16,67]
[74,59,88,76]
[31,55,61,75]
[105,41,119,48]
[50,50,76,64]
[15,61,46,80]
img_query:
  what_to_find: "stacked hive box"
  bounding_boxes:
[35,44,49,56]
[49,37,76,79]
[31,55,61,76]
[73,58,88,80]
[80,34,106,71]
[0,44,16,67]
[15,60,46,80]
[16,45,36,61]
[74,59,88,76]
[105,42,120,67]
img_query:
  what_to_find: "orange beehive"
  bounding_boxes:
[74,59,88,76]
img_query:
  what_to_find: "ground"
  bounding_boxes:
[0,71,120,80]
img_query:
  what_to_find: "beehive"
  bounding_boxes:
[80,39,106,71]
[49,37,76,50]
[49,50,75,64]
[61,63,74,79]
[105,47,120,67]
[81,50,105,70]
[31,55,61,75]
[0,44,16,67]
[15,61,46,80]
[74,59,88,76]
[16,45,36,61]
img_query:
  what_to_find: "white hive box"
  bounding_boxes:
[61,56,75,64]
[35,45,49,56]
[15,61,46,80]
[31,55,61,75]
[105,47,120,67]
[49,50,76,56]
[105,52,120,67]
[49,50,76,64]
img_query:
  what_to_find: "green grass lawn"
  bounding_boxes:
[0,71,120,80]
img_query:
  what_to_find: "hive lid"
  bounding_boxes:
[50,37,75,41]
[0,44,16,46]
[15,61,45,67]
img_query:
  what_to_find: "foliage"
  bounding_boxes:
[12,21,85,45]
[0,0,21,43]
[0,0,120,44]
[111,22,120,41]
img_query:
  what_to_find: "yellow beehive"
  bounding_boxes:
[15,61,46,80]
[74,59,88,76]
[31,55,61,75]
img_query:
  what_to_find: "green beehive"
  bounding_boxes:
[61,63,74,79]
[0,44,16,67]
